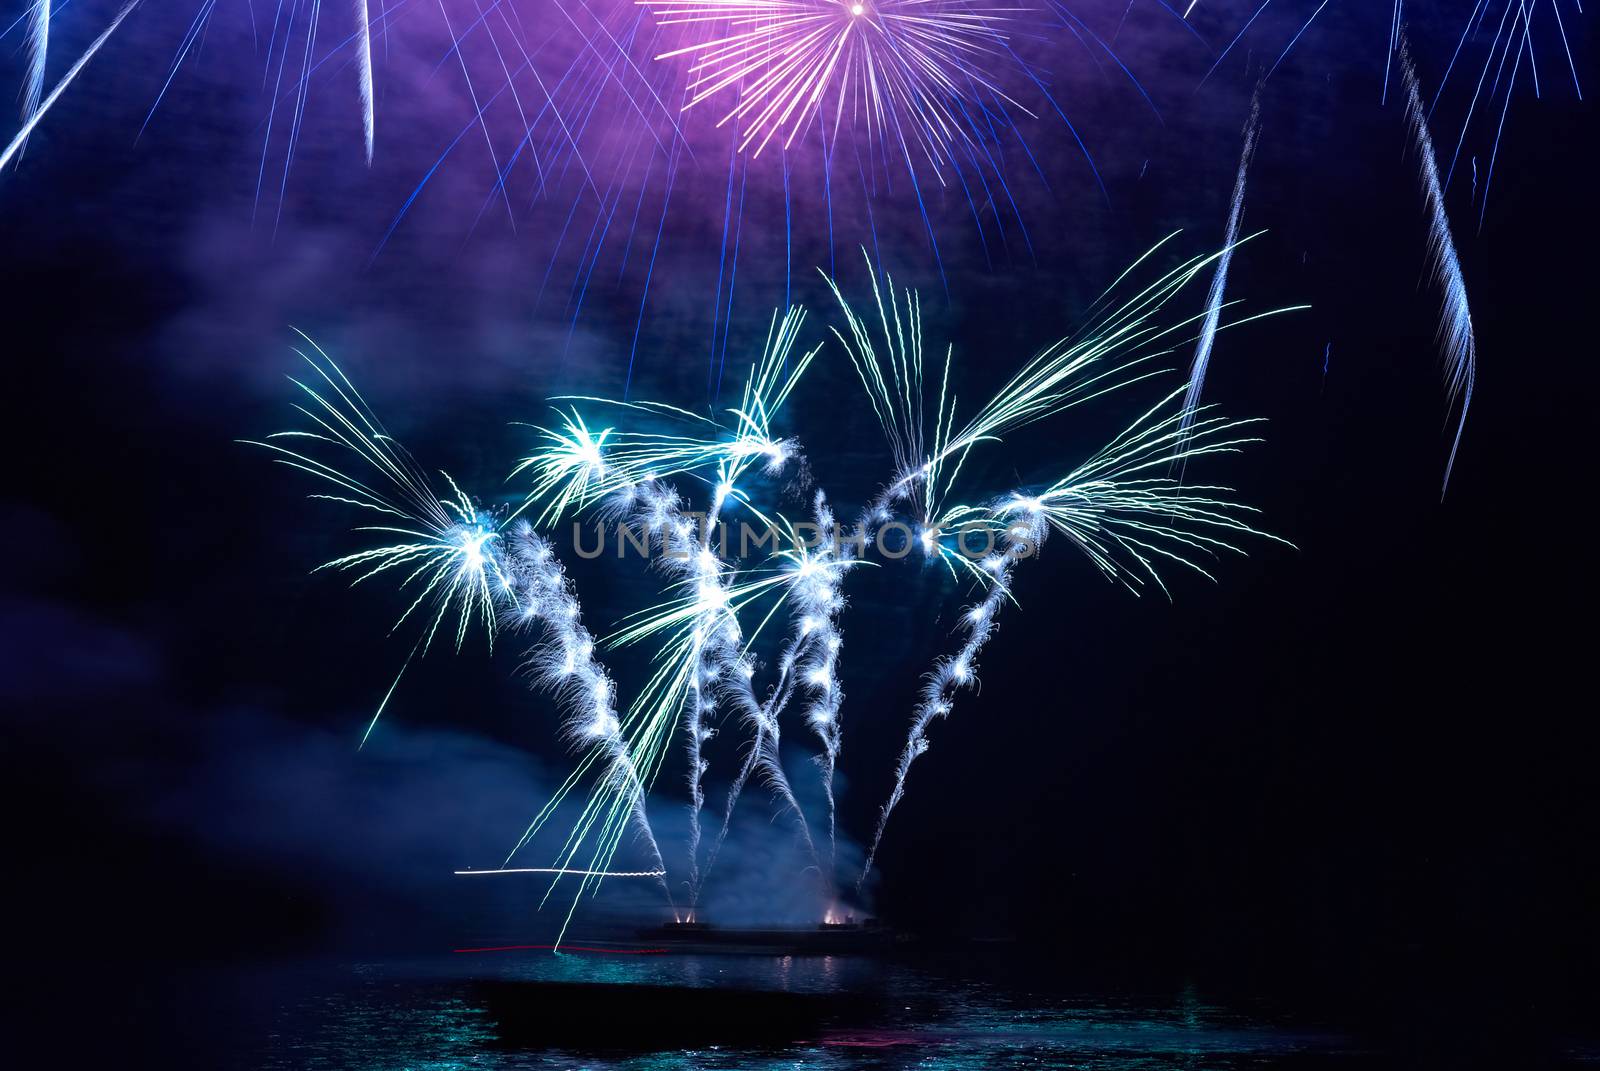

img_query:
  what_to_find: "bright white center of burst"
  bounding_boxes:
[696,582,728,613]
[851,3,864,14]
[456,527,494,574]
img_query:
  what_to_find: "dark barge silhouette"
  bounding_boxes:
[636,917,894,955]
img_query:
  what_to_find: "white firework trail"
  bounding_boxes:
[2,0,139,172]
[20,1,50,151]
[355,0,376,164]
[514,311,827,908]
[1400,37,1476,498]
[787,493,850,874]
[568,318,816,904]
[696,506,860,901]
[858,541,1014,889]
[1180,94,1259,440]
[609,485,822,906]
[497,520,675,917]
[702,614,823,896]
[628,478,750,903]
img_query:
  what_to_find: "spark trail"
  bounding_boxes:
[2,0,140,172]
[1206,0,1585,214]
[355,0,375,163]
[1399,37,1475,497]
[1181,94,1258,439]
[21,0,50,152]
[639,0,1025,166]
[498,520,675,913]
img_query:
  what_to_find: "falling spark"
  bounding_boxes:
[1400,37,1475,497]
[1180,95,1259,438]
[2,0,140,172]
[21,1,50,149]
[354,0,375,164]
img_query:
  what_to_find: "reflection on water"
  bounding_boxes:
[242,952,1363,1069]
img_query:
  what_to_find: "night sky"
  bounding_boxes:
[2,0,1596,1058]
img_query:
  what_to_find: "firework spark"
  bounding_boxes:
[1399,37,1475,497]
[257,241,1285,935]
[355,0,375,164]
[497,520,676,917]
[2,0,140,172]
[832,244,1294,885]
[1180,94,1258,440]
[243,333,513,661]
[640,0,1025,167]
[858,384,1286,885]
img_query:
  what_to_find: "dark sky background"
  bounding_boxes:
[1,0,1595,1049]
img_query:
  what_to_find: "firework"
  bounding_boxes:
[2,0,140,173]
[241,333,513,661]
[818,245,1292,885]
[0,0,1189,399]
[257,240,1285,939]
[497,519,675,914]
[510,307,814,525]
[639,0,1025,166]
